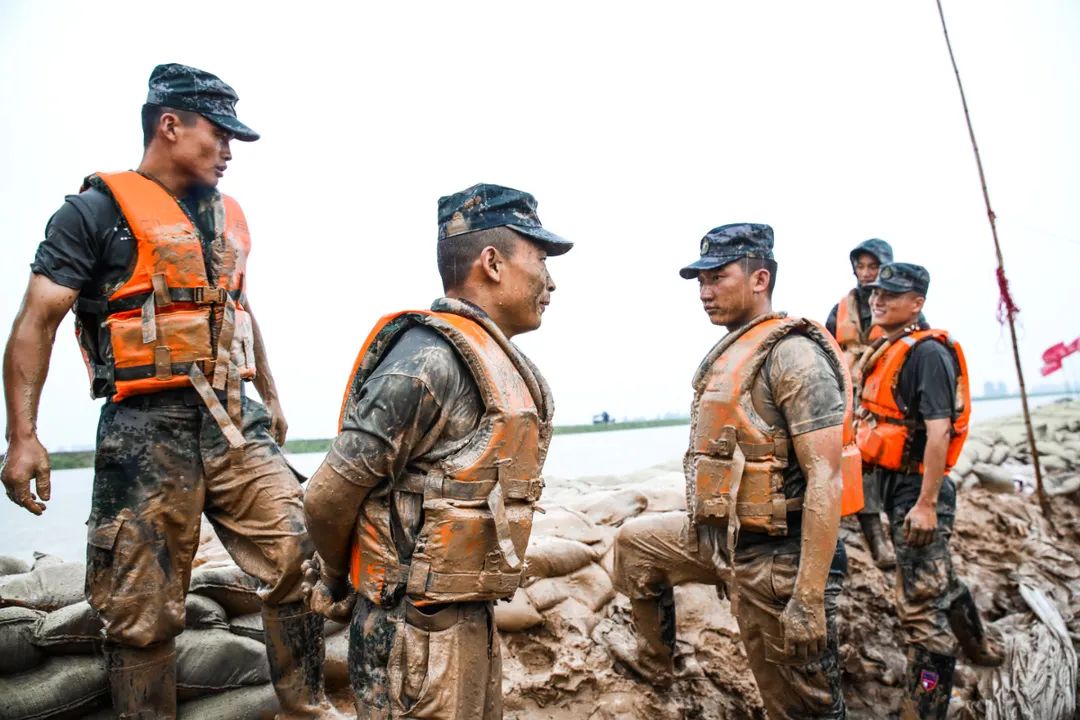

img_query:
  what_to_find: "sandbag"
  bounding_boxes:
[562,562,615,612]
[0,563,85,612]
[33,602,100,655]
[531,507,606,544]
[971,464,1018,494]
[977,585,1076,720]
[188,564,262,616]
[988,444,1009,466]
[30,553,64,571]
[525,537,598,580]
[0,556,30,576]
[184,594,229,631]
[964,439,992,464]
[567,489,649,527]
[324,628,349,690]
[176,628,270,701]
[177,683,279,720]
[494,588,544,632]
[35,594,231,655]
[0,655,108,719]
[525,576,571,612]
[638,478,688,513]
[229,613,264,642]
[0,606,45,675]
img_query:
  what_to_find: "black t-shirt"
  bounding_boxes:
[882,337,959,511]
[31,183,218,296]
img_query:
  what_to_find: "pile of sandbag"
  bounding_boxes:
[0,533,351,720]
[950,399,1080,496]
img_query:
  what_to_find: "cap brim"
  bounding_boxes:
[204,113,260,142]
[508,225,573,256]
[678,255,740,279]
[864,279,926,295]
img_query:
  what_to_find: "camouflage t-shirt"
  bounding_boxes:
[325,324,484,562]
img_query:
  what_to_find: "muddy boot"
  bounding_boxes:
[613,590,677,688]
[104,640,177,719]
[898,645,955,720]
[948,586,1004,667]
[858,513,897,570]
[263,602,349,719]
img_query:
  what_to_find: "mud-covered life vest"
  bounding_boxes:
[855,328,970,474]
[344,305,553,606]
[685,313,864,544]
[73,171,256,447]
[834,289,884,380]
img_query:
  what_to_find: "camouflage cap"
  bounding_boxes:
[849,238,893,267]
[146,63,259,142]
[437,183,572,256]
[865,262,930,295]
[679,223,774,279]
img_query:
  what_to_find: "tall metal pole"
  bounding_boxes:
[934,0,1052,526]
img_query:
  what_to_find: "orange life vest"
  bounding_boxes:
[343,305,553,606]
[685,314,864,543]
[73,171,256,448]
[855,329,970,474]
[834,289,884,379]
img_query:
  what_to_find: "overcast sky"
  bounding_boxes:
[1,1,1076,451]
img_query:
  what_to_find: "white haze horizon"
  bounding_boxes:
[1,1,1077,452]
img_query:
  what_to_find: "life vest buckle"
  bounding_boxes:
[193,287,227,305]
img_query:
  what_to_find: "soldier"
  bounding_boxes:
[826,238,897,570]
[611,224,863,719]
[855,262,1002,719]
[301,183,571,718]
[1,64,344,718]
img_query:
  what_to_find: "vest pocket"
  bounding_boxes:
[107,307,213,370]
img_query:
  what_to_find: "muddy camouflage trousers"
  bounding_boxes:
[614,512,845,720]
[349,595,502,719]
[86,392,313,647]
[887,504,965,658]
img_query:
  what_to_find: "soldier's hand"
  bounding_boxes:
[266,397,289,446]
[778,595,827,664]
[902,502,938,548]
[301,554,355,623]
[1,436,51,516]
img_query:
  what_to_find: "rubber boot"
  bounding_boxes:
[948,586,1004,667]
[858,513,897,570]
[614,589,677,688]
[898,645,956,720]
[104,639,177,720]
[263,602,349,719]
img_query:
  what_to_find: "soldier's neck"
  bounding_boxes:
[724,299,773,333]
[137,151,193,199]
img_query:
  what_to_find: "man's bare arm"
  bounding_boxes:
[904,417,951,547]
[2,274,79,515]
[245,302,288,445]
[782,423,843,662]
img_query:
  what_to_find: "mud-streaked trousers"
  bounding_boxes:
[614,511,845,720]
[887,505,964,658]
[86,394,312,647]
[349,595,502,719]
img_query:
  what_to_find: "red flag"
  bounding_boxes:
[1042,338,1080,365]
[1042,360,1062,377]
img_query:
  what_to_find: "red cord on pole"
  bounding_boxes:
[995,266,1020,324]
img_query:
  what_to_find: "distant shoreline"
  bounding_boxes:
[44,417,694,471]
[36,390,1080,471]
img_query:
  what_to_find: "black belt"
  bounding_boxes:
[114,386,240,408]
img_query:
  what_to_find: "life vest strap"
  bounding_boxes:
[76,287,240,316]
[114,359,215,381]
[406,559,521,598]
[189,362,246,450]
[396,471,544,503]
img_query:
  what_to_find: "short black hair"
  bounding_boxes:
[141,104,200,148]
[436,226,520,292]
[742,257,778,298]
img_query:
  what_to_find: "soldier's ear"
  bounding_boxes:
[478,245,503,283]
[912,294,926,313]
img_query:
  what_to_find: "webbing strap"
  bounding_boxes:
[189,363,245,449]
[399,472,543,502]
[487,480,522,571]
[725,444,747,561]
[407,560,521,597]
[212,297,237,390]
[140,294,157,344]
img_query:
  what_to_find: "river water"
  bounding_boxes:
[1,395,1070,564]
